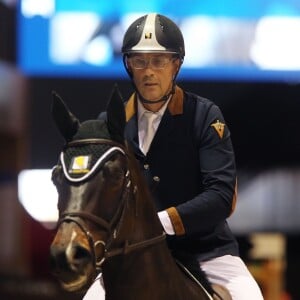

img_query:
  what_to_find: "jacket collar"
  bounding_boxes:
[125,85,184,122]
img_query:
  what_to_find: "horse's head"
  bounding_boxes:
[50,86,132,292]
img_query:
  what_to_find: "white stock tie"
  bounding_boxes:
[141,111,158,154]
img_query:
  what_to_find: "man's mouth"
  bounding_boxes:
[144,82,157,86]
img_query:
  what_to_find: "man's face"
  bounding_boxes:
[127,53,180,102]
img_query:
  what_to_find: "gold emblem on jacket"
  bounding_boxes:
[211,120,225,139]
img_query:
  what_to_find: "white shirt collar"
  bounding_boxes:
[137,95,171,122]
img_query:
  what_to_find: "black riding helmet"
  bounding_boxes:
[122,13,185,103]
[122,13,185,58]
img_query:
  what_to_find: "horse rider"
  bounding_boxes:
[84,13,264,300]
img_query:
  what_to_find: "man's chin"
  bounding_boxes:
[140,91,163,102]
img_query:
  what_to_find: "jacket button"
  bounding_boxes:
[153,176,160,182]
[144,164,149,170]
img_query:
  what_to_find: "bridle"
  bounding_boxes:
[56,138,166,271]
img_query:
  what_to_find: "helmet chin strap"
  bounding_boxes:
[138,83,175,104]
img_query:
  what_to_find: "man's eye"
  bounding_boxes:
[152,58,161,64]
[135,58,145,65]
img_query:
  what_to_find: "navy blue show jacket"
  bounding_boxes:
[124,86,239,261]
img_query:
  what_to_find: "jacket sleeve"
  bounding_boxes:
[167,102,237,236]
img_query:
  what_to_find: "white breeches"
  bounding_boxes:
[83,255,264,300]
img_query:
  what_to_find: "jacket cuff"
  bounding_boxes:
[166,207,185,236]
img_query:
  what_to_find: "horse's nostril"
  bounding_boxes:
[73,245,91,261]
[66,245,92,272]
[50,248,68,273]
[50,244,92,274]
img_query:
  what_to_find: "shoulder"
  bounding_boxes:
[183,90,216,111]
[182,90,229,140]
[183,90,221,120]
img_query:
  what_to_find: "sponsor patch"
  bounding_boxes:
[69,155,91,174]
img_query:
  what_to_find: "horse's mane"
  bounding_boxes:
[124,141,151,198]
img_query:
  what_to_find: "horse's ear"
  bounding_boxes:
[51,91,80,142]
[106,84,126,144]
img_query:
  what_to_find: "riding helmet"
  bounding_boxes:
[122,13,185,59]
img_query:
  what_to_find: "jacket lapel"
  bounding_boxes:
[150,86,184,152]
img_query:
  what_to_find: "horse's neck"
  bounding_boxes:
[114,181,165,251]
[102,195,208,299]
[102,242,183,299]
[102,180,184,296]
[101,157,209,299]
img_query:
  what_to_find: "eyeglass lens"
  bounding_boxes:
[130,56,172,69]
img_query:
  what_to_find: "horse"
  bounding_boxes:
[49,87,232,300]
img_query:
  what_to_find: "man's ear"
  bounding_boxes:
[124,56,133,77]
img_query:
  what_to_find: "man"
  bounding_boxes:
[84,13,263,299]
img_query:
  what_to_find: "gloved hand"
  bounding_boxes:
[157,210,175,235]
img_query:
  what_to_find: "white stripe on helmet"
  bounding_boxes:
[132,13,167,52]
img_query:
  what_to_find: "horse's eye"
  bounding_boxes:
[52,165,63,186]
[103,160,125,182]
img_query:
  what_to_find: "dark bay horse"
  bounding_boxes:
[50,87,231,300]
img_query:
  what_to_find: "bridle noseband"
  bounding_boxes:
[56,138,165,271]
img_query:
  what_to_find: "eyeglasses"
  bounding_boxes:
[128,56,175,70]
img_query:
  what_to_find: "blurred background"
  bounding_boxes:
[1,1,300,299]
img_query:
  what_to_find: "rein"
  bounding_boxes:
[57,138,165,270]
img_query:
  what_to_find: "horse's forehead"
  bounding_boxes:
[58,118,126,182]
[61,142,112,181]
